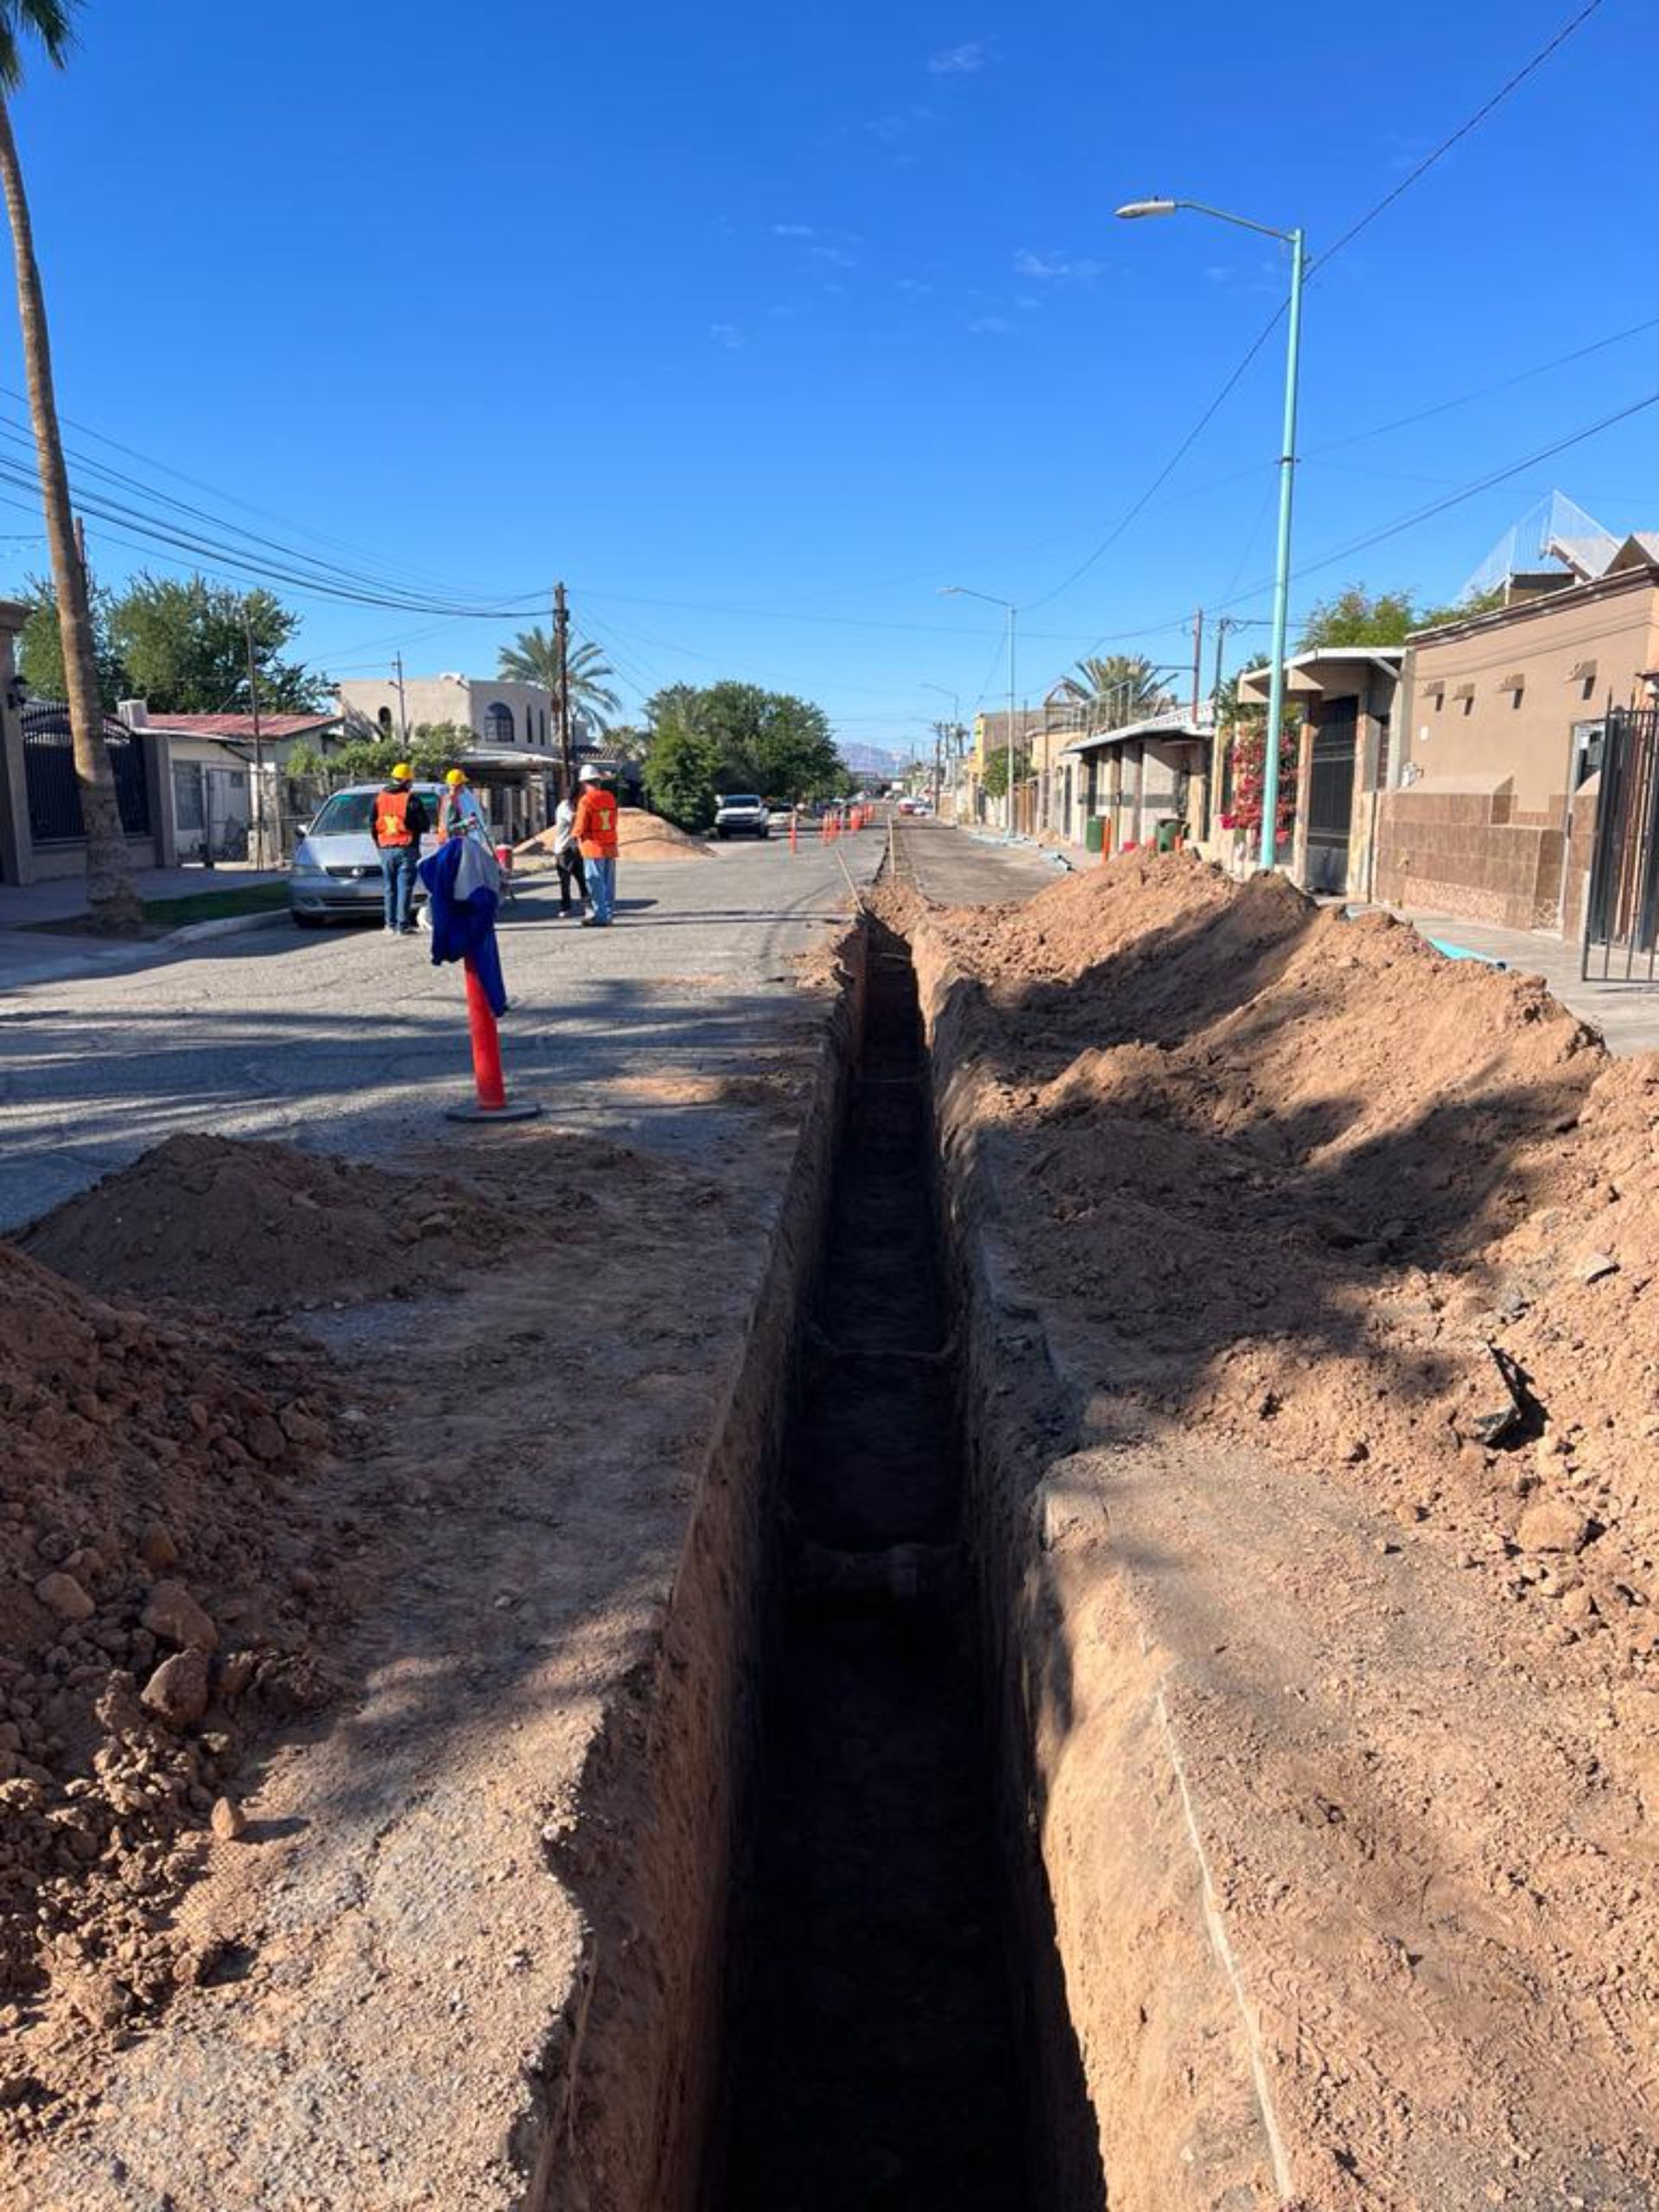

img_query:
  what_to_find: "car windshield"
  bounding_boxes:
[308,791,433,836]
[720,795,763,809]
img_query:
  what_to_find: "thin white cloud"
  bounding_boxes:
[968,315,1014,335]
[709,322,746,351]
[810,243,858,269]
[1014,248,1103,283]
[772,222,817,238]
[929,40,988,73]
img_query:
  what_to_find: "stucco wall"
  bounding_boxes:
[1403,578,1659,817]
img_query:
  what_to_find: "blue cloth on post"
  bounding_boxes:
[418,836,508,1014]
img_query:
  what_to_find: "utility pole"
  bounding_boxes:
[392,652,409,745]
[244,610,267,870]
[1190,607,1204,721]
[554,580,573,797]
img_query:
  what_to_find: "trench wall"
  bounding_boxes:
[912,926,1290,2212]
[537,930,867,2212]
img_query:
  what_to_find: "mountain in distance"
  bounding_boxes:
[839,741,906,778]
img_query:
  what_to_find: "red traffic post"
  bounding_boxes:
[445,957,541,1123]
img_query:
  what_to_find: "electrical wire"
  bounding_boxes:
[1207,384,1659,616]
[1313,0,1609,273]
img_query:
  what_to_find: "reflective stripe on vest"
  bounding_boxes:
[580,791,619,854]
[377,789,414,847]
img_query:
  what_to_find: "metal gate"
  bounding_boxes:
[22,703,150,844]
[1304,697,1357,893]
[1581,703,1659,981]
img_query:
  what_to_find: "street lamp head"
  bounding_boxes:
[1116,198,1179,219]
[938,585,963,595]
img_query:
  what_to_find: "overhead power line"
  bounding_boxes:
[1313,0,1610,273]
[1210,383,1659,616]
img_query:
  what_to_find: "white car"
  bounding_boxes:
[714,793,771,840]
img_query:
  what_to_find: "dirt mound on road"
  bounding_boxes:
[0,1238,339,2056]
[22,1133,518,1314]
[516,806,713,867]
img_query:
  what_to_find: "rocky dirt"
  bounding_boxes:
[895,850,1659,2206]
[0,1238,340,2107]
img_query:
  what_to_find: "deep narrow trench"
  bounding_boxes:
[703,930,1052,2210]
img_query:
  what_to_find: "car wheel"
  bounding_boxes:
[759,827,769,839]
[716,830,728,840]
[290,912,321,930]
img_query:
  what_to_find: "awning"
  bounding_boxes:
[1061,709,1211,756]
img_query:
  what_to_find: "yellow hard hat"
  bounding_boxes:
[391,761,413,782]
[445,767,467,786]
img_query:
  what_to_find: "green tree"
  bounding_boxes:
[110,573,327,714]
[981,745,1031,801]
[0,1,138,926]
[643,717,722,830]
[640,681,846,824]
[1060,654,1170,728]
[1297,582,1506,651]
[325,721,470,785]
[18,574,128,708]
[497,626,622,735]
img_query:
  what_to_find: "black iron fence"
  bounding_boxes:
[1581,703,1659,982]
[22,703,151,845]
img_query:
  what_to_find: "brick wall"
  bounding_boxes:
[1373,782,1568,930]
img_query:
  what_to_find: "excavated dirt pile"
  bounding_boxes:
[22,1132,520,1313]
[906,853,1659,1668]
[515,805,714,868]
[0,1236,340,2087]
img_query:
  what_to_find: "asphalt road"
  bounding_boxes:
[892,816,1065,905]
[0,835,887,1233]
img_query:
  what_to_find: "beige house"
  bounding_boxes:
[1377,559,1659,931]
[338,673,555,752]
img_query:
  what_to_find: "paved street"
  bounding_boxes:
[893,816,1063,905]
[0,836,885,1233]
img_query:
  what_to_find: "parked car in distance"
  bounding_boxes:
[714,792,770,840]
[288,782,446,926]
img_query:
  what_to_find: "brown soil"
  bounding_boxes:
[516,807,714,867]
[21,1132,523,1314]
[896,850,1659,2201]
[0,1239,340,2084]
[898,855,1659,1626]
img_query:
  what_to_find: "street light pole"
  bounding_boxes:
[921,683,961,816]
[1117,197,1306,871]
[939,586,1020,839]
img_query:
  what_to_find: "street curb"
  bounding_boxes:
[163,907,291,947]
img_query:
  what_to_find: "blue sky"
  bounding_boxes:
[0,0,1653,759]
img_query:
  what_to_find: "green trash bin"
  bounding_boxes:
[1154,817,1186,855]
[1084,816,1105,855]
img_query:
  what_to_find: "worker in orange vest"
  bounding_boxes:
[370,763,429,936]
[572,763,620,927]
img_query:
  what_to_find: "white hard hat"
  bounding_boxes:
[578,763,605,782]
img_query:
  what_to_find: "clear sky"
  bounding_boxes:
[0,0,1652,761]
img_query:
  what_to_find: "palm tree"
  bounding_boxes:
[1061,654,1170,730]
[0,3,138,928]
[497,626,622,736]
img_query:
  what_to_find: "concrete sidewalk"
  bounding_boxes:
[0,865,290,993]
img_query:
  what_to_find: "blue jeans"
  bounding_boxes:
[585,855,616,924]
[381,847,417,929]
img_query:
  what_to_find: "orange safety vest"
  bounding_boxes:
[575,788,619,859]
[375,788,415,848]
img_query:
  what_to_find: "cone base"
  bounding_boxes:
[444,1099,543,1123]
